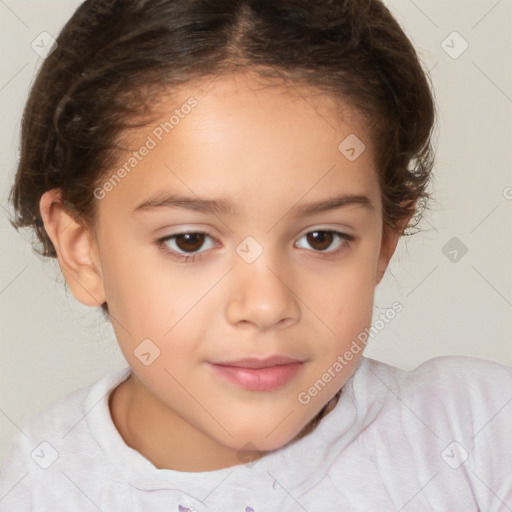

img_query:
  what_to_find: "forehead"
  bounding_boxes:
[98,71,380,219]
[160,70,371,152]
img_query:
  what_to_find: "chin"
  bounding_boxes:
[217,422,305,454]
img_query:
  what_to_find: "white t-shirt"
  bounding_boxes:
[0,355,511,511]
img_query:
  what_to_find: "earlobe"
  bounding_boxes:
[39,189,106,307]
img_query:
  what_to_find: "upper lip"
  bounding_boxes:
[210,356,304,369]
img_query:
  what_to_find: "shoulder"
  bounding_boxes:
[322,356,512,508]
[356,355,512,465]
[359,354,512,402]
[0,367,131,508]
[352,355,512,445]
[8,366,130,447]
[359,356,512,419]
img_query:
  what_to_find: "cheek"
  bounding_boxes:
[299,266,376,406]
[99,241,210,364]
[98,237,174,334]
[318,252,378,315]
[308,245,380,354]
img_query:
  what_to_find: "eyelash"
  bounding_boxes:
[156,229,355,263]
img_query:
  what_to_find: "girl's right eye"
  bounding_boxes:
[156,232,217,263]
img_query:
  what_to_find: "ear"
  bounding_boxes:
[376,206,415,285]
[39,188,106,307]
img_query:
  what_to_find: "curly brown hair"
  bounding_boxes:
[9,0,437,437]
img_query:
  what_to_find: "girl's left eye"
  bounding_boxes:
[295,230,354,254]
[156,229,354,263]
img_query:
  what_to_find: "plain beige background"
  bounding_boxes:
[1,0,511,468]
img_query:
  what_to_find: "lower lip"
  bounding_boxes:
[208,362,304,391]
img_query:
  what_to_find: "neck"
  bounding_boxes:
[109,373,265,472]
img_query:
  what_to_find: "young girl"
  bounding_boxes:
[1,0,511,510]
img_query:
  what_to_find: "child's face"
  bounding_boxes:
[82,72,398,457]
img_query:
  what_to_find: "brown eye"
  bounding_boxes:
[174,233,206,252]
[296,229,353,254]
[306,231,334,251]
[159,232,216,257]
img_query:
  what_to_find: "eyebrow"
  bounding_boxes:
[132,192,375,217]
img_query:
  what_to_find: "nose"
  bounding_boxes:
[225,250,301,331]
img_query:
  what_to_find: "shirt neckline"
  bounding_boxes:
[85,359,366,496]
